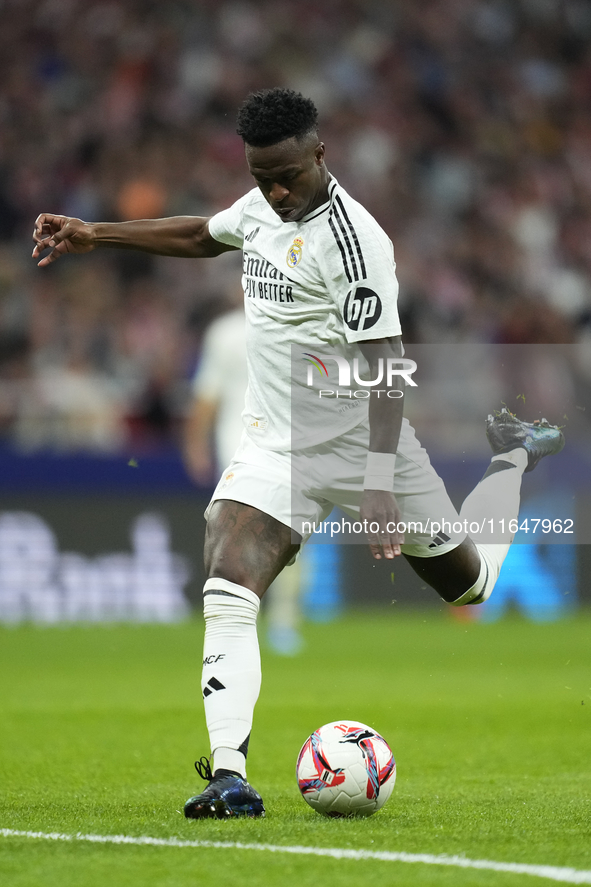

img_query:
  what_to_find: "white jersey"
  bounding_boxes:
[208,177,401,451]
[192,309,247,469]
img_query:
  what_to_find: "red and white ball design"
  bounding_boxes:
[296,720,396,817]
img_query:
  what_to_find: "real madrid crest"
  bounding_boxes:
[286,236,304,269]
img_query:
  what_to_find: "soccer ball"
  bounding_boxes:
[296,720,396,817]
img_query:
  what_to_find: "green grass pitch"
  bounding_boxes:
[0,609,589,886]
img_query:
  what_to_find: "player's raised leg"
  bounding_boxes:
[404,409,565,606]
[184,499,299,820]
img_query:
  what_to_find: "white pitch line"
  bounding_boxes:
[1,828,591,885]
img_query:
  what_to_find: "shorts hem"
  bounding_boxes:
[400,538,465,558]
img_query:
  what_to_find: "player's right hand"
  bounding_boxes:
[32,214,95,267]
[360,489,405,560]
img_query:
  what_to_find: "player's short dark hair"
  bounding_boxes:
[236,88,319,148]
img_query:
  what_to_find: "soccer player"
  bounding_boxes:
[33,88,564,820]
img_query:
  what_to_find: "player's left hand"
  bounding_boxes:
[32,214,95,266]
[360,490,405,560]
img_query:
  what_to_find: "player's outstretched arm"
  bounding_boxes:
[32,214,237,267]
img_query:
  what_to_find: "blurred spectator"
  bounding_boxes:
[2,0,591,452]
[183,289,246,483]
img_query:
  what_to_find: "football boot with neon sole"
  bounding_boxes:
[183,758,265,820]
[486,407,564,472]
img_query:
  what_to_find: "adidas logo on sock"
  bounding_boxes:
[428,531,451,549]
[203,676,226,698]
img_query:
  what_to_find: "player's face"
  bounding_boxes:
[246,136,329,223]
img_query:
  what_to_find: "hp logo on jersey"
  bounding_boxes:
[344,287,382,331]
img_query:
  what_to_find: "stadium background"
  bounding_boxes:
[1,0,590,622]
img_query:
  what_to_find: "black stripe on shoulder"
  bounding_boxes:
[331,204,360,281]
[329,211,353,283]
[335,195,366,279]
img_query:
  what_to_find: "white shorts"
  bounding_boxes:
[205,419,466,558]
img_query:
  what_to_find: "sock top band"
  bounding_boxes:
[203,578,261,608]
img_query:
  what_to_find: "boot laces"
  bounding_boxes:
[194,756,213,781]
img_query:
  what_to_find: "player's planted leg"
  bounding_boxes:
[184,500,298,819]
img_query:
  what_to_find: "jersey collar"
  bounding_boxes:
[298,176,338,223]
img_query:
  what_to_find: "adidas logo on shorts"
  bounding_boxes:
[428,531,451,549]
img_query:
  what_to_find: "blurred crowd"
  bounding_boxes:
[1,0,591,452]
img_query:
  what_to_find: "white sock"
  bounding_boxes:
[202,578,261,778]
[452,448,527,606]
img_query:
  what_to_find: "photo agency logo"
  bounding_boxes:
[302,353,417,399]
